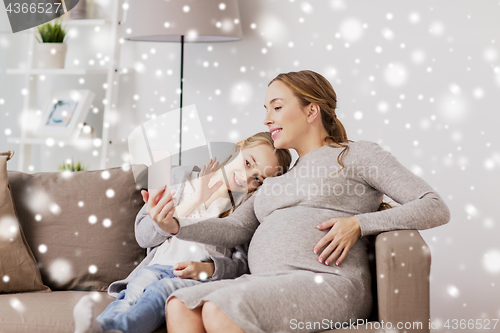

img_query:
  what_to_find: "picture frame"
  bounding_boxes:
[34,89,95,139]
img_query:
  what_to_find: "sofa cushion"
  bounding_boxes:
[0,151,49,294]
[7,167,146,291]
[0,291,112,333]
[0,291,167,333]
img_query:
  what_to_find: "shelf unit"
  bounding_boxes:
[6,68,109,75]
[5,1,125,172]
[7,137,93,146]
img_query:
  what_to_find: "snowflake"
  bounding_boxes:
[9,298,25,313]
[483,250,500,274]
[103,219,112,228]
[88,215,97,224]
[0,216,18,241]
[38,244,47,253]
[89,265,98,274]
[48,259,73,285]
[447,285,460,297]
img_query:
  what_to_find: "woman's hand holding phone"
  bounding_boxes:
[142,186,180,234]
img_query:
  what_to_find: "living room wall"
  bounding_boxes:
[1,0,499,331]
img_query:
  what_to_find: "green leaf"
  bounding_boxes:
[37,19,67,43]
[58,158,87,172]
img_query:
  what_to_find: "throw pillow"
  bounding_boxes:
[8,166,146,291]
[0,151,50,294]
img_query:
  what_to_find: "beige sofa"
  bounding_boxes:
[0,155,432,333]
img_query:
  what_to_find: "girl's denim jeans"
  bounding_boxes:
[96,264,203,333]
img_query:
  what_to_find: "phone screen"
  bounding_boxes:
[148,151,172,192]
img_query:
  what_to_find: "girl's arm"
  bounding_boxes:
[174,196,202,218]
[353,140,451,237]
[174,159,223,218]
[173,244,250,281]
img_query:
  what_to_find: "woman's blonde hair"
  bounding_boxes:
[218,131,292,218]
[269,70,391,212]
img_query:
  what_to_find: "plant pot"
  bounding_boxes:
[36,43,67,69]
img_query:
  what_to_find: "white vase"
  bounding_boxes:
[36,43,67,69]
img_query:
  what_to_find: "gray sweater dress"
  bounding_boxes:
[168,140,451,333]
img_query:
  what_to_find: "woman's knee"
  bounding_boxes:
[166,297,205,332]
[166,297,188,319]
[201,302,219,330]
[202,301,239,332]
[167,297,191,328]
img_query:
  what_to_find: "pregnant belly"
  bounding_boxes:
[248,207,352,274]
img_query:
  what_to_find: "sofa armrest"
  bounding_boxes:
[375,230,430,332]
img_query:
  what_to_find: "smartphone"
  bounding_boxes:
[147,151,172,192]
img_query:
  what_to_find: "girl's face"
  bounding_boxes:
[263,80,309,150]
[223,144,281,193]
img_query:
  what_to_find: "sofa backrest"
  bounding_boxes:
[7,167,146,292]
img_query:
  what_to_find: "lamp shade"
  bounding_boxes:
[123,0,243,42]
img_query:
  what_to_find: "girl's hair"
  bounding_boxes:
[218,131,292,218]
[269,70,391,212]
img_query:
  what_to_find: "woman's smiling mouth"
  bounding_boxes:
[270,128,282,139]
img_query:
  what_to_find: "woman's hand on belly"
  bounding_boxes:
[313,216,361,266]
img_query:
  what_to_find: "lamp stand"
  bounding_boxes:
[179,35,184,165]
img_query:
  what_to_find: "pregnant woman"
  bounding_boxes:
[147,70,451,333]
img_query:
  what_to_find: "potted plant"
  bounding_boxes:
[35,18,68,69]
[58,158,87,172]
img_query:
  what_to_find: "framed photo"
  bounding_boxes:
[34,90,95,139]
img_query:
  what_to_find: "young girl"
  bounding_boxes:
[72,132,292,333]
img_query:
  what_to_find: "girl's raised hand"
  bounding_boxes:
[145,186,179,234]
[193,158,223,205]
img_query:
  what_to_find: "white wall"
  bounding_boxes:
[1,0,499,331]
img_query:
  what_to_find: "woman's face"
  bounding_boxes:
[263,80,309,150]
[223,144,281,193]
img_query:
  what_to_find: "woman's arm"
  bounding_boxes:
[135,203,172,249]
[148,188,259,248]
[353,140,451,237]
[136,165,201,248]
[174,195,259,248]
[203,243,250,280]
[314,140,451,267]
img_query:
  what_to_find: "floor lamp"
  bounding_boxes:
[123,0,243,165]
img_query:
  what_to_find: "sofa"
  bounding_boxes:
[0,151,432,333]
